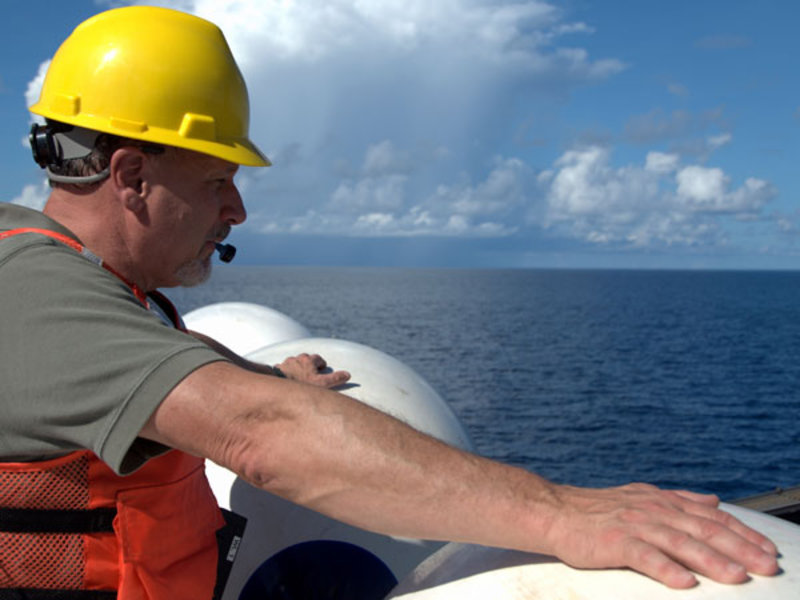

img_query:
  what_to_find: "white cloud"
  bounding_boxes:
[11,181,49,210]
[125,0,622,238]
[329,174,408,212]
[175,0,618,77]
[676,166,727,203]
[354,212,396,232]
[25,60,50,125]
[20,1,783,260]
[443,157,531,218]
[250,151,529,237]
[776,211,800,235]
[362,140,410,177]
[708,133,732,151]
[538,145,776,247]
[676,166,771,214]
[645,152,679,174]
[543,146,659,218]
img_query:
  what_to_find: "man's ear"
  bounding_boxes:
[109,147,149,213]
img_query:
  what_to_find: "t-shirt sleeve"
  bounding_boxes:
[0,238,228,474]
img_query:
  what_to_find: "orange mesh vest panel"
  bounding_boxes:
[0,450,225,598]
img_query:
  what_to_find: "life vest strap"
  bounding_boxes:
[0,508,116,534]
[0,590,116,599]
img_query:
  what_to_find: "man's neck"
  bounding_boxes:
[43,191,150,291]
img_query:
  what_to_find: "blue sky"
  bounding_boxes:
[2,1,799,269]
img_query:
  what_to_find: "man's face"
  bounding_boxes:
[141,148,246,289]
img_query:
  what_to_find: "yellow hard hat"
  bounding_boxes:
[29,6,270,167]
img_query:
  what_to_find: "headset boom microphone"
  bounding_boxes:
[215,243,236,263]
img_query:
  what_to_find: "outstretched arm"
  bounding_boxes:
[187,329,350,388]
[141,362,778,589]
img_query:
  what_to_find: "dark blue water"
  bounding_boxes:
[170,268,800,501]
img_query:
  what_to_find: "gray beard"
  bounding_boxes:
[175,255,212,287]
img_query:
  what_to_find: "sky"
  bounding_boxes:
[2,0,799,269]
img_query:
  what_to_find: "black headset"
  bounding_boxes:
[29,123,61,169]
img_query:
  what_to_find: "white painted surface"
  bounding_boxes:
[246,337,474,452]
[192,302,475,598]
[388,504,800,599]
[183,301,311,356]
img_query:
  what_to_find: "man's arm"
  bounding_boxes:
[141,361,778,589]
[187,329,350,387]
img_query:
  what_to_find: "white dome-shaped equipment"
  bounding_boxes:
[247,338,474,452]
[183,301,311,356]
[185,302,312,515]
[187,301,475,599]
[215,337,475,600]
[388,503,800,599]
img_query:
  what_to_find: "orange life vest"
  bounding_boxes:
[0,451,229,599]
[0,227,243,599]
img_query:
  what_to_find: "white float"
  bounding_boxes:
[185,301,314,522]
[389,503,800,599]
[246,338,474,453]
[220,337,475,599]
[188,302,474,598]
[183,301,311,356]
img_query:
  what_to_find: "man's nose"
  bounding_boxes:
[222,185,247,225]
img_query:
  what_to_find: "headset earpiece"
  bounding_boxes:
[29,123,60,168]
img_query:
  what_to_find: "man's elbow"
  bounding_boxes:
[216,413,301,497]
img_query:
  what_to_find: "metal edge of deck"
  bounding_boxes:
[732,485,800,525]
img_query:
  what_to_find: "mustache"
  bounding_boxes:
[215,223,232,242]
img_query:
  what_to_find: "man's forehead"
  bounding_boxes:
[173,147,239,175]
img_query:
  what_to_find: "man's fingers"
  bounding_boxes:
[616,519,762,587]
[704,507,779,558]
[670,491,780,557]
[639,523,753,585]
[293,353,331,372]
[319,369,351,387]
[315,355,328,369]
[620,537,698,589]
[678,514,779,576]
[553,484,781,588]
[623,505,780,585]
[671,489,720,506]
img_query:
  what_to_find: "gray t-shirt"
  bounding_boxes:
[0,203,227,474]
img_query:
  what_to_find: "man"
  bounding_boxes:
[0,5,779,599]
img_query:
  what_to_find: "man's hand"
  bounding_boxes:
[276,353,351,388]
[543,482,780,588]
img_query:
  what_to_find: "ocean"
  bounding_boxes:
[169,267,800,501]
